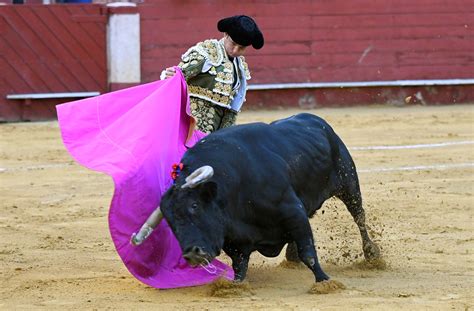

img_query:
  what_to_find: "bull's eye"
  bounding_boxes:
[189,202,198,213]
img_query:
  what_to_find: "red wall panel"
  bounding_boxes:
[138,0,474,84]
[0,4,107,121]
[1,1,472,121]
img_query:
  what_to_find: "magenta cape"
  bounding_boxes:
[56,70,234,288]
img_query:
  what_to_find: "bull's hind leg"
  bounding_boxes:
[285,242,300,262]
[337,187,381,261]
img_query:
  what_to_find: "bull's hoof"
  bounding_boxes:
[308,280,346,294]
[315,272,330,282]
[363,242,381,261]
[208,278,253,298]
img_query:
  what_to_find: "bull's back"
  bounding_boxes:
[270,113,337,155]
[197,114,342,190]
[269,114,342,193]
[214,113,336,157]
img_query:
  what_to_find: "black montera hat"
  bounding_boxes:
[217,15,264,49]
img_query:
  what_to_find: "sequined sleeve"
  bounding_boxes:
[178,51,206,81]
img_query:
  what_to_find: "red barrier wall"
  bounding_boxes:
[0,4,107,121]
[0,1,472,120]
[138,0,474,84]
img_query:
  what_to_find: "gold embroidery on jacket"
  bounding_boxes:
[216,71,233,83]
[188,85,230,108]
[240,56,251,80]
[223,62,233,73]
[182,39,224,66]
[179,38,251,110]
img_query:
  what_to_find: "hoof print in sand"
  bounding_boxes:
[308,280,346,294]
[279,259,306,270]
[209,278,254,298]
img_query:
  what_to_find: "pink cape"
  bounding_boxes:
[56,70,234,288]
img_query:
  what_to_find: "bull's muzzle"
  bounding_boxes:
[182,246,212,267]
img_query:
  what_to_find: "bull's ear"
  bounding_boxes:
[199,181,217,202]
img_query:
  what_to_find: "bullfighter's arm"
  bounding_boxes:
[178,53,206,81]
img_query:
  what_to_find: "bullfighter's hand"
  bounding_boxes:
[160,67,176,80]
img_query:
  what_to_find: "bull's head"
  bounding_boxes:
[160,165,226,267]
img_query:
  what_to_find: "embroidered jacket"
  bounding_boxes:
[178,39,251,112]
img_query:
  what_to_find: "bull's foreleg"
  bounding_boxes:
[338,190,381,261]
[295,236,329,282]
[287,196,328,264]
[285,208,329,282]
[231,253,250,282]
[224,246,250,281]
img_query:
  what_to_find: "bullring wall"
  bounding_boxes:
[0,0,473,120]
[139,0,473,83]
[138,0,474,108]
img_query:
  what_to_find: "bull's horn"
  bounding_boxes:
[130,207,164,246]
[181,165,214,189]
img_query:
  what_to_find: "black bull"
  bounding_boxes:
[160,113,381,282]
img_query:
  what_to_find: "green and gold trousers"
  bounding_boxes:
[189,98,237,134]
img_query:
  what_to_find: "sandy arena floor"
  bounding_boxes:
[0,104,473,310]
